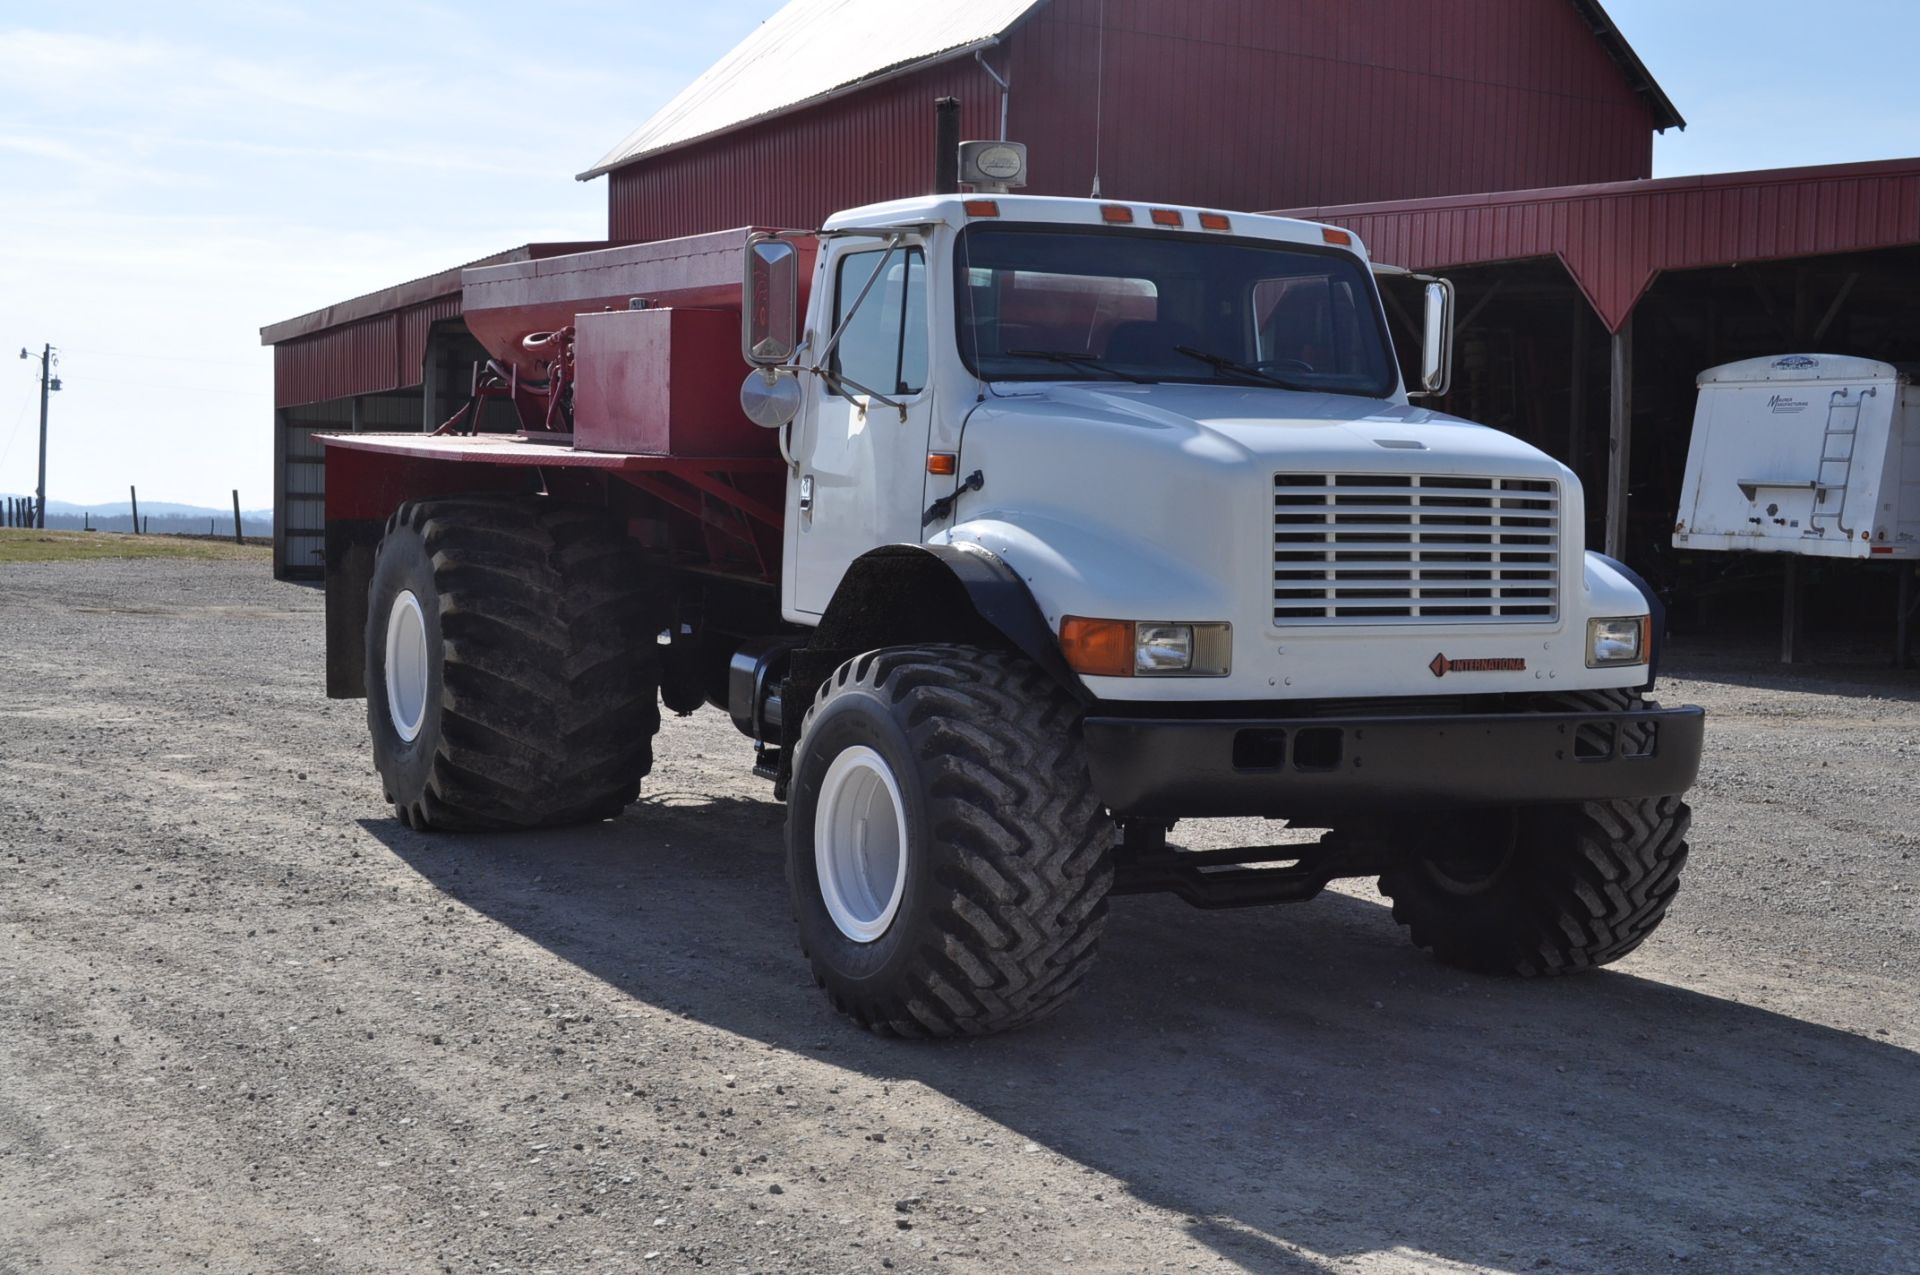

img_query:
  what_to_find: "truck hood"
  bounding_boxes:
[987,381,1551,473]
[945,378,1603,704]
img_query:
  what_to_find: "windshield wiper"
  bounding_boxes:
[1173,345,1312,392]
[1005,349,1154,384]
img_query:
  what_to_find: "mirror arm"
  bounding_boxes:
[814,366,908,421]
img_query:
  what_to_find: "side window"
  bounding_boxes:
[833,247,927,396]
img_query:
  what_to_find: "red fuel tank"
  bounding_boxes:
[571,308,776,459]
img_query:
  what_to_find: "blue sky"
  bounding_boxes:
[1,0,1915,508]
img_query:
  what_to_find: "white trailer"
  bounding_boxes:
[1674,354,1920,560]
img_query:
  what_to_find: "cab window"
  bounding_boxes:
[833,247,927,396]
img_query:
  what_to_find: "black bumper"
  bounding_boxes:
[1082,705,1705,819]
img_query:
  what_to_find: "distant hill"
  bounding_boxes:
[38,498,274,520]
[1,495,272,537]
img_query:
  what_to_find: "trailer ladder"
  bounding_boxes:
[1811,387,1873,536]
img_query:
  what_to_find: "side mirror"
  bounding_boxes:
[1415,277,1454,398]
[742,237,798,366]
[740,366,802,429]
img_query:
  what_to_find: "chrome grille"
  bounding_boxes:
[1272,473,1560,625]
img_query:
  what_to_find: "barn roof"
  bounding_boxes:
[1275,156,1920,333]
[1567,0,1684,133]
[578,0,1041,180]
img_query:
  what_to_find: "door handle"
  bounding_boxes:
[798,474,815,516]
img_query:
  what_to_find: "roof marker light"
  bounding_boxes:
[1322,227,1354,246]
[963,199,1001,217]
[1100,204,1135,224]
[1198,212,1232,231]
[1150,209,1183,227]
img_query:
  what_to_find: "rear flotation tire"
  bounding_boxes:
[364,496,661,831]
[786,645,1113,1037]
[1377,689,1692,976]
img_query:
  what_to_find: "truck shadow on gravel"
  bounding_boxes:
[369,798,1920,1273]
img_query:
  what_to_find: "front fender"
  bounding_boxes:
[809,542,1088,701]
[940,514,1236,632]
[1586,551,1664,688]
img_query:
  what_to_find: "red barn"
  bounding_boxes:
[585,0,1681,241]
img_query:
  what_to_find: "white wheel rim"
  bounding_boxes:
[814,745,909,943]
[384,589,430,743]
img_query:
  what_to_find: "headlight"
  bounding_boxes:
[1134,624,1194,673]
[1587,616,1650,668]
[1060,618,1232,677]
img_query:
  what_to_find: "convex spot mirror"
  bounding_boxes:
[741,366,802,429]
[1416,277,1455,397]
[743,238,798,366]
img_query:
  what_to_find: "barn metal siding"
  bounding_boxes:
[607,0,1659,238]
[608,61,1002,242]
[272,295,461,409]
[1281,158,1920,331]
[1005,0,1654,213]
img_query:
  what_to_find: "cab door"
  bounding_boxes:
[786,242,935,618]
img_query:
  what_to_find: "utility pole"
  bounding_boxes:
[19,344,60,529]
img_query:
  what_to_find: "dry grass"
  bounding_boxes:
[0,529,271,565]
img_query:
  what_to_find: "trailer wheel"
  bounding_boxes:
[364,496,661,831]
[786,645,1112,1037]
[1377,690,1691,975]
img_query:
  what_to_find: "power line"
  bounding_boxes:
[0,398,28,473]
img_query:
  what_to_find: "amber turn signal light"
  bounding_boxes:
[1059,616,1134,678]
[926,452,958,476]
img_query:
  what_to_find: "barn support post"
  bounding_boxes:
[272,408,289,578]
[421,339,442,432]
[1568,300,1589,474]
[1605,314,1633,561]
[1897,566,1918,669]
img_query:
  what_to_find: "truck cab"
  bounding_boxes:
[325,186,1703,1039]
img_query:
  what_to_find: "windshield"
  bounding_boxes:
[954,224,1398,398]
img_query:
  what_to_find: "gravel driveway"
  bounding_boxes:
[2,557,1916,1274]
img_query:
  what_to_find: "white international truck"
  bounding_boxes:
[320,167,1704,1037]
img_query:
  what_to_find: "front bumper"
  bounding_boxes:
[1082,705,1705,818]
